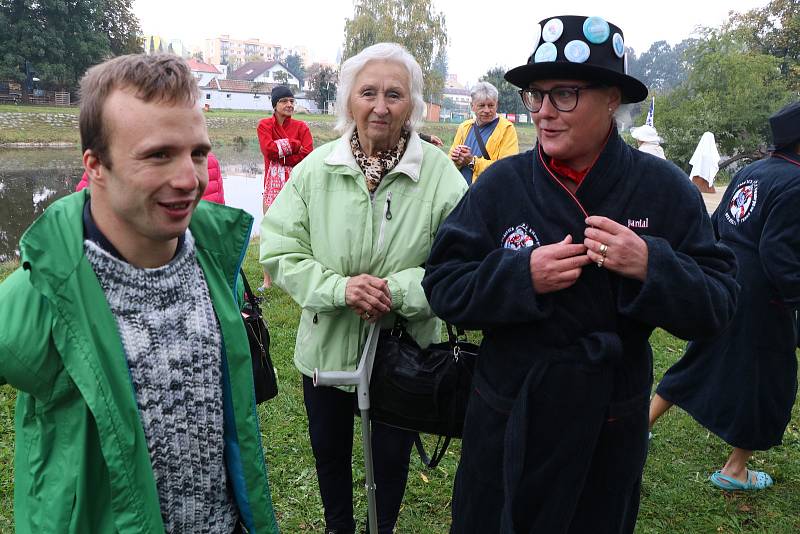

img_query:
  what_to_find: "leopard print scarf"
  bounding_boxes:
[350,129,410,194]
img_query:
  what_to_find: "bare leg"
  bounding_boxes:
[648,393,673,431]
[719,448,754,483]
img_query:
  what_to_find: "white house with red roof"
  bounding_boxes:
[228,61,300,89]
[186,59,222,86]
[199,77,317,112]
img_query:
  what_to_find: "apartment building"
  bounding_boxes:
[204,35,282,67]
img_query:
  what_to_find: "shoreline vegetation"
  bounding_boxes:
[0,104,539,151]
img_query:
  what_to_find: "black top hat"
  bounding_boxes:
[769,101,800,149]
[505,15,648,103]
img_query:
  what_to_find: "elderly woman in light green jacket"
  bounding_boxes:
[260,42,466,534]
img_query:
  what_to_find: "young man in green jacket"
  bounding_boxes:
[0,54,278,533]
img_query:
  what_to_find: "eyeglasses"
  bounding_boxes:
[518,84,603,113]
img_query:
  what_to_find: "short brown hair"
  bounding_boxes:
[79,54,200,167]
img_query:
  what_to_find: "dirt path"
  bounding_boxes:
[701,184,728,215]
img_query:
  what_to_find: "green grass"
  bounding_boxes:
[2,257,798,532]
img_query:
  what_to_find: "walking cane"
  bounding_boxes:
[313,322,380,534]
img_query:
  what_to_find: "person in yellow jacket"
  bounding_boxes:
[450,81,519,184]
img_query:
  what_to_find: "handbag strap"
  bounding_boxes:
[445,323,469,344]
[470,121,491,161]
[239,269,259,311]
[414,434,451,470]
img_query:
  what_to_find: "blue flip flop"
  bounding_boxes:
[709,469,773,491]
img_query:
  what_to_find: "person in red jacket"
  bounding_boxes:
[76,152,225,205]
[257,85,313,289]
[202,152,225,204]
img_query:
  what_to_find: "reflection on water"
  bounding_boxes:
[0,145,266,262]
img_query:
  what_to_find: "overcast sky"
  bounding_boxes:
[133,0,770,85]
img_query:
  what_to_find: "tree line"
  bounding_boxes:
[0,0,142,96]
[1,0,797,172]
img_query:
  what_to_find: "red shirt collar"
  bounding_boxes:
[549,158,590,185]
[545,125,615,187]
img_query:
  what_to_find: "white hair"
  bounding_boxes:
[335,42,426,134]
[471,81,499,104]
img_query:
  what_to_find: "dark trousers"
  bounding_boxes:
[303,375,416,534]
[451,364,649,534]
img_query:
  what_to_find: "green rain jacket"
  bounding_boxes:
[260,131,468,383]
[0,190,279,533]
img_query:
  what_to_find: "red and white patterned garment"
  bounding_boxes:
[257,115,313,212]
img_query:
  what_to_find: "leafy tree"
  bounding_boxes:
[0,0,141,91]
[725,0,800,90]
[98,0,142,55]
[307,63,337,111]
[273,70,289,85]
[653,32,792,170]
[342,0,447,101]
[480,66,524,115]
[427,47,447,104]
[284,52,306,85]
[628,38,698,93]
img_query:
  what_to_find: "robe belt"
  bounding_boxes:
[474,330,624,415]
[470,331,649,533]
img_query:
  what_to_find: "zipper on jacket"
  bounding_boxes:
[376,191,393,252]
[313,313,318,324]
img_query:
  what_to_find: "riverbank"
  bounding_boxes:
[0,104,538,150]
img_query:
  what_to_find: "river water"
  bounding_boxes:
[0,145,266,262]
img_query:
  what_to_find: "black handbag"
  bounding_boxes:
[240,270,278,403]
[369,320,479,467]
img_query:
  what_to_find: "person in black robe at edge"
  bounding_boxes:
[421,15,739,534]
[649,101,800,492]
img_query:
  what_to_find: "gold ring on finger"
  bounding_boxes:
[597,256,605,268]
[599,243,609,256]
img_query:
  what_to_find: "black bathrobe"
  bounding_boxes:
[422,131,738,534]
[657,149,800,451]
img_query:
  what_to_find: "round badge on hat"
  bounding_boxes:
[504,15,649,104]
[583,16,610,44]
[612,33,625,58]
[534,42,558,63]
[542,18,564,42]
[564,40,591,63]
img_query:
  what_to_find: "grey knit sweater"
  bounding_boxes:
[84,232,238,533]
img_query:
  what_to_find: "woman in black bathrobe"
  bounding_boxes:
[422,14,738,534]
[651,101,800,492]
